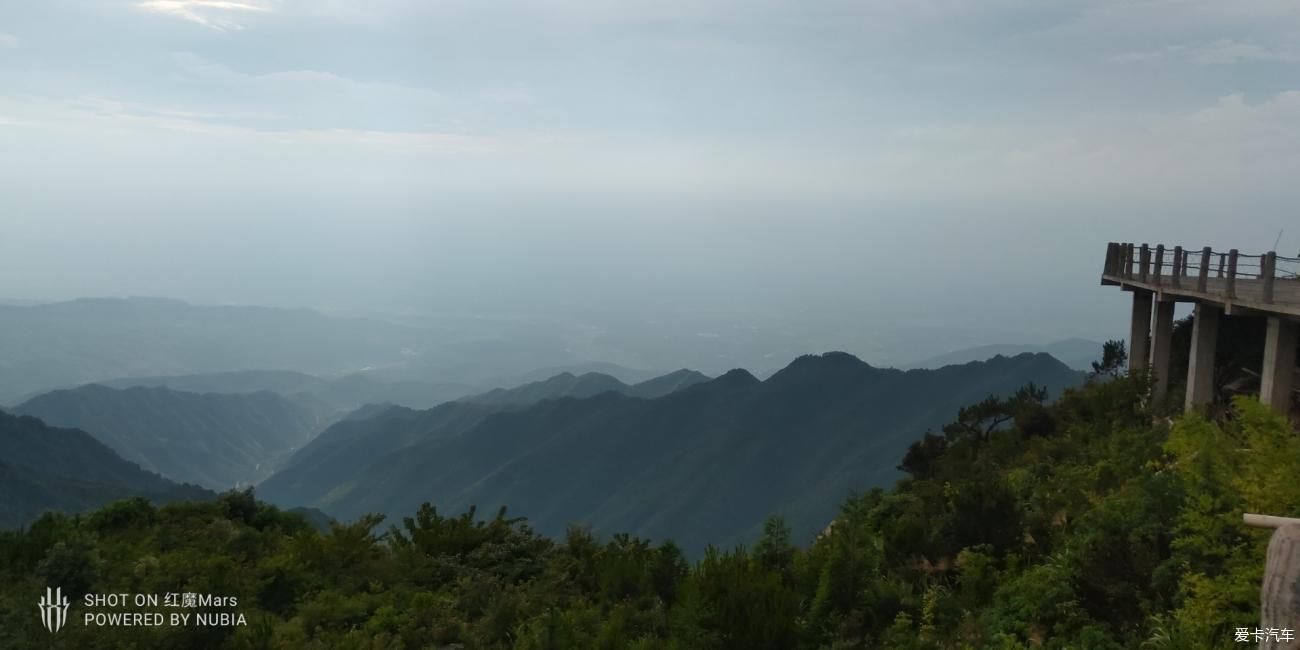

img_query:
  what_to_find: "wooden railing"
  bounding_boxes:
[1104,242,1300,305]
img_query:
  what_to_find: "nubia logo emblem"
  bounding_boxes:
[38,587,70,633]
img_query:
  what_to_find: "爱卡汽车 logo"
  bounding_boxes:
[38,587,70,633]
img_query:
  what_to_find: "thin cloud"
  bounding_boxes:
[0,94,555,156]
[71,95,279,123]
[136,1,272,31]
[485,84,536,106]
[163,52,451,133]
[0,33,19,48]
[1109,39,1300,65]
[170,52,444,105]
[1190,39,1300,64]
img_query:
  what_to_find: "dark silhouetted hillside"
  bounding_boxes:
[0,411,208,527]
[262,368,711,506]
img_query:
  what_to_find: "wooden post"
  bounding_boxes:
[1198,247,1211,292]
[1154,245,1166,285]
[1218,252,1227,278]
[1260,523,1300,647]
[1246,513,1300,529]
[1228,249,1239,299]
[1171,246,1181,288]
[1104,242,1119,275]
[1140,244,1151,282]
[1127,243,1136,279]
[1263,252,1277,304]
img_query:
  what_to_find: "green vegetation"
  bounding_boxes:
[1,366,1289,648]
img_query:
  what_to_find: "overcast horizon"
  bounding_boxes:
[3,1,1299,346]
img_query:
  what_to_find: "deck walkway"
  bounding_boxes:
[1101,243,1300,318]
[1101,242,1299,413]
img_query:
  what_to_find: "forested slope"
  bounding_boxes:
[262,352,1085,552]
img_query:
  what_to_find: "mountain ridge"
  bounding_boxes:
[461,368,710,407]
[0,410,209,527]
[82,368,475,411]
[908,337,1103,371]
[15,384,330,489]
[261,351,1085,552]
[261,367,713,506]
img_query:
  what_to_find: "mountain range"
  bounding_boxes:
[260,352,1085,552]
[14,385,330,489]
[0,410,208,528]
[260,368,712,506]
[0,297,1108,409]
[461,369,710,407]
[908,337,1103,371]
[92,369,475,411]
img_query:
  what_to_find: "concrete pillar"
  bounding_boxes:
[1261,317,1297,415]
[1129,290,1153,373]
[1185,302,1221,410]
[1150,299,1176,402]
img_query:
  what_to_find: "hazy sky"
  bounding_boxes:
[2,1,1298,342]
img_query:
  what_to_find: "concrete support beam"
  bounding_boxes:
[1261,317,1297,415]
[1150,299,1176,402]
[1186,302,1221,410]
[1129,290,1153,373]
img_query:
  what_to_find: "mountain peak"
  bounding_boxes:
[573,372,622,385]
[765,351,876,386]
[713,368,761,386]
[989,351,1073,370]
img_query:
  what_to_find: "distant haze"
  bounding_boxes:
[2,1,1297,353]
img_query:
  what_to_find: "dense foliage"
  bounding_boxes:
[0,372,1291,648]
